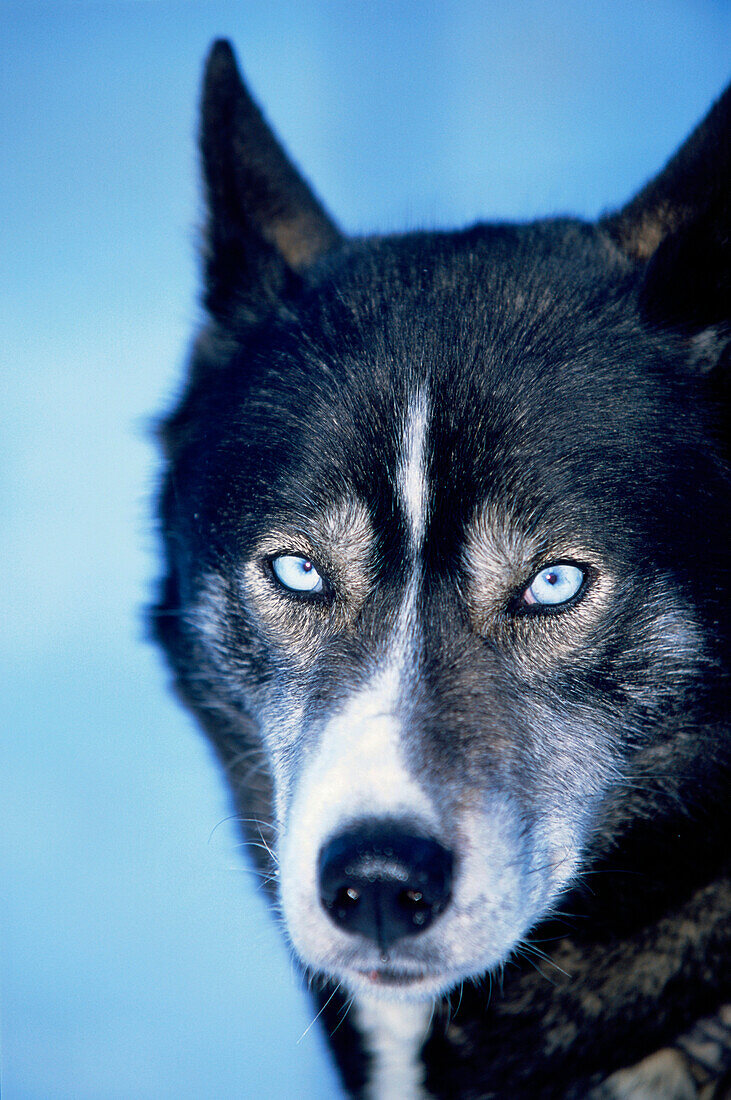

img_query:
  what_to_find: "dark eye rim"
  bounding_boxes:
[508,560,593,617]
[263,551,334,602]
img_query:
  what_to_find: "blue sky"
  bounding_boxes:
[2,3,729,1097]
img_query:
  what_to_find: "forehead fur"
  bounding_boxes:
[167,216,712,572]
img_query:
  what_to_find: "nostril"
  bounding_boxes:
[401,888,428,924]
[331,884,361,922]
[318,820,453,951]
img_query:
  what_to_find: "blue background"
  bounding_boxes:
[2,3,729,1097]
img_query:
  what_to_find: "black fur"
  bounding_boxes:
[153,40,731,1098]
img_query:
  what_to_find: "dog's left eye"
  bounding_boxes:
[522,563,585,608]
[270,554,325,594]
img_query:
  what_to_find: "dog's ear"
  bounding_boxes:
[200,39,343,323]
[601,83,730,355]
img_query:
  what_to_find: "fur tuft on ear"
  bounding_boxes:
[602,84,731,263]
[200,39,343,322]
[601,84,730,348]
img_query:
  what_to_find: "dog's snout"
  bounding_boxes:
[318,821,453,951]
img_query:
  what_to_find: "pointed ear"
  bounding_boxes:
[200,40,343,322]
[601,83,730,347]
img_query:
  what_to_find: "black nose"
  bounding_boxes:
[318,821,453,952]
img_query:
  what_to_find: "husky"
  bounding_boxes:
[153,40,731,1098]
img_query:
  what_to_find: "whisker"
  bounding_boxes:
[329,992,355,1037]
[298,983,342,1044]
[207,814,244,844]
[453,980,464,1019]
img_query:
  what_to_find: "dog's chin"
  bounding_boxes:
[332,963,461,1003]
[309,945,504,1003]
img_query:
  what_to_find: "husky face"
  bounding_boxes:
[154,42,730,1026]
[158,218,720,1001]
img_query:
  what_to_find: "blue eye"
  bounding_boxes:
[523,563,585,608]
[271,554,324,594]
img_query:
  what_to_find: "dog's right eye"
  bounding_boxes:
[270,554,325,595]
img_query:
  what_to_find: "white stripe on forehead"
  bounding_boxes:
[398,388,430,552]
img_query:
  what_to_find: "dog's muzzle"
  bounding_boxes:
[318,820,454,952]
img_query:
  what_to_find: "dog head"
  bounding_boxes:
[154,42,730,1001]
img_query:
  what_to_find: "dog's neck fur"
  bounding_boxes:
[356,996,432,1099]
